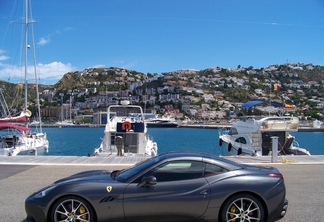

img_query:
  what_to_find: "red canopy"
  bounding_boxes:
[0,123,30,132]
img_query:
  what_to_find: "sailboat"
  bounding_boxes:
[55,96,75,127]
[0,0,49,156]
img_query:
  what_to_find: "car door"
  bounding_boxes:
[123,160,211,222]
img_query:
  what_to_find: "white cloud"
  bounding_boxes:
[114,60,138,70]
[64,27,74,32]
[122,62,137,70]
[92,64,105,68]
[0,55,9,61]
[37,37,50,46]
[0,50,9,61]
[36,62,75,84]
[0,61,76,85]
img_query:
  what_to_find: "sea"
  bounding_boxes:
[41,127,323,156]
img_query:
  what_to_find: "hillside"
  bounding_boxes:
[2,62,324,120]
[54,63,324,91]
[0,80,49,114]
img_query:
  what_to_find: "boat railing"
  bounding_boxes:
[292,139,300,148]
[218,128,229,137]
[260,117,299,131]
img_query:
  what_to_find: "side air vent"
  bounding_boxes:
[100,195,119,203]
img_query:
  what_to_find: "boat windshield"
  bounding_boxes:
[111,106,142,115]
[228,127,238,135]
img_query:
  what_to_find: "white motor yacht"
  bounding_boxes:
[94,101,158,157]
[219,116,310,156]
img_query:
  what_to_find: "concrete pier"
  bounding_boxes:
[1,154,324,166]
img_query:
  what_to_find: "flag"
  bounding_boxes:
[285,104,292,108]
[16,84,23,89]
[271,84,281,91]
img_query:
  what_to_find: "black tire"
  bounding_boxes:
[219,139,223,147]
[220,194,265,222]
[50,196,95,222]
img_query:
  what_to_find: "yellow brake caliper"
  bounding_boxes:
[79,205,87,220]
[230,205,236,219]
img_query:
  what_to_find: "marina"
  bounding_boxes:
[1,126,323,157]
[1,124,324,165]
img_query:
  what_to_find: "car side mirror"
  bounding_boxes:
[137,176,157,188]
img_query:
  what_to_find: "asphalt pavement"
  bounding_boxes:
[0,164,323,222]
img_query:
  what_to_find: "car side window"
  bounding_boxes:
[204,163,228,177]
[134,160,205,183]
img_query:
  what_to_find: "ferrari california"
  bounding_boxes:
[25,152,288,222]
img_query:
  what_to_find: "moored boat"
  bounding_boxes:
[0,123,48,156]
[55,120,75,127]
[145,116,179,128]
[0,0,49,156]
[93,101,158,157]
[219,116,310,156]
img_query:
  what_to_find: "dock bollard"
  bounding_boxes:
[271,136,278,162]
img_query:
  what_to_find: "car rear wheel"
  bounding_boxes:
[50,196,95,222]
[221,194,264,222]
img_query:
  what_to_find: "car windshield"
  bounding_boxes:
[115,155,162,182]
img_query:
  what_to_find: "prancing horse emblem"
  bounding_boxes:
[106,186,113,193]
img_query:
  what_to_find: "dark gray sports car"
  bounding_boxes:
[25,152,288,222]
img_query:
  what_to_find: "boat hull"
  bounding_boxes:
[219,137,256,156]
[218,116,310,156]
[146,123,179,128]
[17,145,48,156]
[0,132,49,156]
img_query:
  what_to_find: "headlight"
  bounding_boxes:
[33,185,57,198]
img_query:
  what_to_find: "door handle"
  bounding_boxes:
[200,189,209,195]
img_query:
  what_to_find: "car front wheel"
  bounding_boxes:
[50,196,95,222]
[221,194,264,222]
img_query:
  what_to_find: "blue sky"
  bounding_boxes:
[0,0,324,85]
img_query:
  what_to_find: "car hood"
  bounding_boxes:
[54,170,113,184]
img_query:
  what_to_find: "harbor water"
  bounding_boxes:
[40,127,323,156]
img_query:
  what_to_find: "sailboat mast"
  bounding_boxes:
[24,0,28,113]
[70,96,72,122]
[29,1,43,132]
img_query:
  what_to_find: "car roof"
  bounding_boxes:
[158,151,243,170]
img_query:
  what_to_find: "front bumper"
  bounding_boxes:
[25,197,47,222]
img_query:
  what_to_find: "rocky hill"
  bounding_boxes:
[2,62,324,120]
[53,63,324,91]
